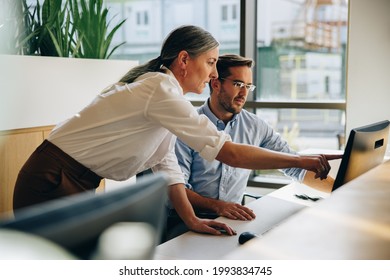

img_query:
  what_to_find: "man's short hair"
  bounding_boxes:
[217,54,254,79]
[209,54,254,93]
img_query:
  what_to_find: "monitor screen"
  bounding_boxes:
[0,173,169,259]
[332,120,390,191]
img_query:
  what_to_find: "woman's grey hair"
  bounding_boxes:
[119,25,219,83]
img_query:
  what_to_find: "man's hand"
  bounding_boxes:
[169,183,237,236]
[214,200,256,221]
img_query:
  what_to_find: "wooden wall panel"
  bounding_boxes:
[0,125,104,217]
[0,131,44,216]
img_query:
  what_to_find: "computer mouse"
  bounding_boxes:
[238,231,259,245]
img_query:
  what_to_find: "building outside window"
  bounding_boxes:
[252,0,348,183]
[222,5,228,21]
[136,11,149,26]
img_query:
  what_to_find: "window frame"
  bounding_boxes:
[190,0,347,188]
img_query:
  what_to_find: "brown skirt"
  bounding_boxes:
[13,140,103,211]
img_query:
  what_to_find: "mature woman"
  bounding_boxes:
[13,25,339,235]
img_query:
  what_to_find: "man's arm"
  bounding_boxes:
[156,144,236,236]
[175,134,255,221]
[168,183,236,235]
[174,138,193,185]
[185,189,256,221]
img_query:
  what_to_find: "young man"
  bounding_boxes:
[169,54,335,235]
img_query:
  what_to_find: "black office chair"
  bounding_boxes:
[241,192,262,205]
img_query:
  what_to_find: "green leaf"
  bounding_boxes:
[5,0,125,59]
[46,27,63,57]
[69,0,126,59]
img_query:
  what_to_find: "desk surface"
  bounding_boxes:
[154,182,330,260]
[154,160,390,260]
[154,154,337,260]
[154,195,308,260]
[226,160,390,260]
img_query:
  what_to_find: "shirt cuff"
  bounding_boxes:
[199,135,231,162]
[297,169,306,182]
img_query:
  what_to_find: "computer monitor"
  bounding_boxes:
[0,172,169,259]
[332,120,390,191]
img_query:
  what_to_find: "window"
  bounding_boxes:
[222,5,228,21]
[252,0,348,184]
[221,3,239,23]
[232,4,238,20]
[107,0,240,63]
[136,11,149,26]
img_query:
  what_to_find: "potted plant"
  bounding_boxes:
[0,0,126,59]
[69,0,126,59]
[33,0,75,57]
[0,0,38,55]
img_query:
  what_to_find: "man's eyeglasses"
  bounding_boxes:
[219,78,256,92]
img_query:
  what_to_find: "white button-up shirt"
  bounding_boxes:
[48,70,231,185]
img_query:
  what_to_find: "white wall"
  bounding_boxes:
[0,55,137,131]
[0,55,138,189]
[346,0,390,135]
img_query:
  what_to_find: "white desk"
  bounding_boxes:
[225,160,390,260]
[154,180,331,260]
[153,195,308,260]
[153,156,338,260]
[267,151,339,207]
[154,160,390,260]
[268,181,330,207]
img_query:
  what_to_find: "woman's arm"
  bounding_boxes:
[216,141,342,179]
